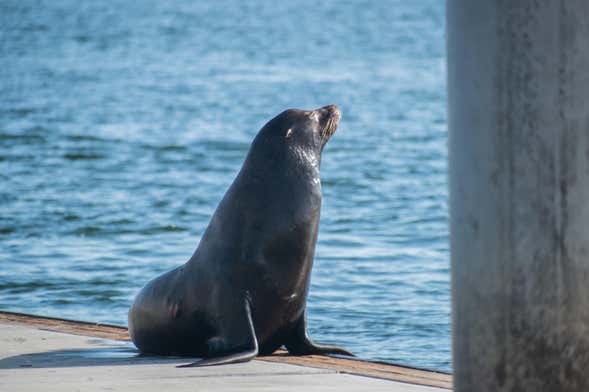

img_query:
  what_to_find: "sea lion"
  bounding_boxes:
[128,104,352,367]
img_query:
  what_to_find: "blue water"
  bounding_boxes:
[0,0,449,371]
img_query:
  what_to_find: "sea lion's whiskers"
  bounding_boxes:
[321,122,328,145]
[321,115,336,146]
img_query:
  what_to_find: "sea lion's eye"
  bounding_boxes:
[308,112,319,122]
[285,128,294,138]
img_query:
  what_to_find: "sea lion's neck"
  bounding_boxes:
[187,149,322,274]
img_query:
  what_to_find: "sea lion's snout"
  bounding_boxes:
[315,104,340,147]
[316,104,341,123]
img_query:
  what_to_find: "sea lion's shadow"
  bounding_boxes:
[0,342,202,369]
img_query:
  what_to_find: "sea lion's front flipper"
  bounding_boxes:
[284,311,354,357]
[177,297,258,367]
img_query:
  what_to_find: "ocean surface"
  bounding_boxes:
[0,0,449,371]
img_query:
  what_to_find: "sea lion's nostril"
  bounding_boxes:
[315,105,341,124]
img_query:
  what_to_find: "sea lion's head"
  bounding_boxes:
[251,105,341,164]
[277,104,340,151]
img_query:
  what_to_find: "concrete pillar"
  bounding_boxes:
[448,1,589,391]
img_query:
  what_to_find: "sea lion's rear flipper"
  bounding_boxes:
[177,297,258,367]
[284,311,354,357]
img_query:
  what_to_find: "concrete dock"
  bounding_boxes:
[0,312,451,391]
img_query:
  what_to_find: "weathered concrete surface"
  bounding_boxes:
[0,311,453,388]
[448,1,589,391]
[0,324,447,392]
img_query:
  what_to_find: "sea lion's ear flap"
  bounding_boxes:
[285,128,294,138]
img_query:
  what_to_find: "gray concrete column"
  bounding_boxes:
[448,1,589,391]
